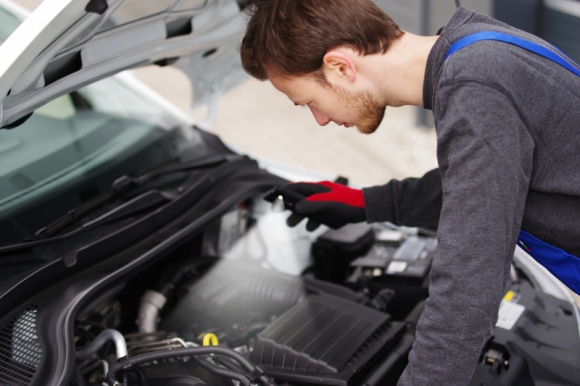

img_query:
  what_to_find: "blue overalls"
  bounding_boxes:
[445,31,580,294]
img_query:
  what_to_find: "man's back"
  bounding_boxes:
[426,7,580,256]
[396,7,580,385]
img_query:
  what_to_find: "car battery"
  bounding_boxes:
[346,233,436,319]
[311,223,375,284]
[350,235,436,286]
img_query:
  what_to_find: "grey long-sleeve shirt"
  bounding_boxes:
[363,7,580,385]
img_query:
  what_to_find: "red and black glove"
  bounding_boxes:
[281,181,367,231]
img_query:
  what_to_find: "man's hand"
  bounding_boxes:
[279,181,367,231]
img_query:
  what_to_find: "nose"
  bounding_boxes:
[309,105,331,126]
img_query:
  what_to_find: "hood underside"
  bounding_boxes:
[0,0,249,128]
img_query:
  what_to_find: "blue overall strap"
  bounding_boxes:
[518,231,580,294]
[445,31,580,77]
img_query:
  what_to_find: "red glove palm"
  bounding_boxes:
[283,181,366,231]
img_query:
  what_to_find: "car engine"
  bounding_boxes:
[72,197,434,386]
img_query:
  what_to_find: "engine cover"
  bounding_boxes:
[250,294,406,386]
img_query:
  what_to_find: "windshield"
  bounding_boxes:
[0,5,21,42]
[0,76,198,243]
[0,5,204,244]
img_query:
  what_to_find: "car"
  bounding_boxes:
[0,1,579,385]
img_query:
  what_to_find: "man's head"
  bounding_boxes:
[240,0,403,134]
[241,0,403,81]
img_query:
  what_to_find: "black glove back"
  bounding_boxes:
[282,181,366,231]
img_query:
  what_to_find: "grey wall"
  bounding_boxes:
[375,0,492,35]
[493,0,580,64]
[374,0,426,33]
[426,0,492,33]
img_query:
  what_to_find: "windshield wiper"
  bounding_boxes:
[0,189,174,254]
[0,154,229,254]
[36,153,228,237]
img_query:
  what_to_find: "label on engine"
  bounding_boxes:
[386,261,407,274]
[496,300,525,330]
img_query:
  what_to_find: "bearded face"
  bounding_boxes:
[331,84,386,134]
[269,72,387,134]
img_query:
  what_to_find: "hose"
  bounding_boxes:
[105,346,277,386]
[136,290,167,334]
[193,356,251,386]
[76,329,128,361]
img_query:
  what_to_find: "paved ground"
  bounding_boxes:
[15,0,579,305]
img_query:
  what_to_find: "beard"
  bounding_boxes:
[332,85,386,134]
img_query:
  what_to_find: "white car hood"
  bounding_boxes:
[0,0,249,128]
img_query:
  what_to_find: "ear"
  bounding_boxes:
[322,49,357,83]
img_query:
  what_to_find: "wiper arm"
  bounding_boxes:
[36,153,228,238]
[0,154,237,255]
[84,190,175,226]
[0,190,173,255]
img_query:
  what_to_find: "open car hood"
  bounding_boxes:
[0,0,249,128]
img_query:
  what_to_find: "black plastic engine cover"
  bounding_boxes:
[250,294,406,386]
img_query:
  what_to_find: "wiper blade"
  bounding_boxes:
[84,190,175,226]
[36,154,228,238]
[0,153,243,255]
[0,189,173,255]
[0,154,230,255]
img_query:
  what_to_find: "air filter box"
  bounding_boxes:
[250,294,405,385]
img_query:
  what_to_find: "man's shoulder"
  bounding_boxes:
[428,9,529,88]
[438,20,562,89]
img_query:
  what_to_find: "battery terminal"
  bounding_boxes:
[483,347,509,373]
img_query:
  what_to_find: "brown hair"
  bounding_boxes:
[240,0,403,81]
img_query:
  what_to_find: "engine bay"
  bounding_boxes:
[6,177,574,386]
[71,196,435,386]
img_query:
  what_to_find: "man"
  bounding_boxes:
[240,0,580,385]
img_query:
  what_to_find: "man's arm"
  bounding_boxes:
[397,81,535,385]
[276,169,442,231]
[363,168,442,230]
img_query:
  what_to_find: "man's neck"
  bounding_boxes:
[369,32,439,107]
